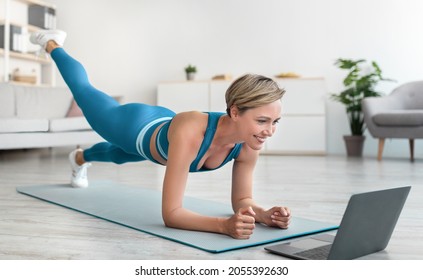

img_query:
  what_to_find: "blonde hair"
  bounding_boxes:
[225,74,285,116]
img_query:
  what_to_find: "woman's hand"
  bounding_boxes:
[261,206,291,229]
[224,206,256,239]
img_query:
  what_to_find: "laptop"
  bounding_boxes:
[265,186,411,260]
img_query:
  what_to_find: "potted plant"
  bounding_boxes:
[184,64,197,81]
[331,58,392,157]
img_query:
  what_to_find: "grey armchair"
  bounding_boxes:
[362,81,423,161]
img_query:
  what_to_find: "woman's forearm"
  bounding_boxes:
[162,207,227,235]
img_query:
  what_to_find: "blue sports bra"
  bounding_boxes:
[155,112,243,172]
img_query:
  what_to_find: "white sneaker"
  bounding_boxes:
[69,149,91,188]
[30,29,67,49]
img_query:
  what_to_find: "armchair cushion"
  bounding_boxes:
[373,110,423,126]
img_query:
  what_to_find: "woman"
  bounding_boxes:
[30,30,291,239]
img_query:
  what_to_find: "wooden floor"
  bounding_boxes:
[0,148,422,260]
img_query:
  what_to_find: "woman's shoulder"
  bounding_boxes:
[172,111,208,127]
[175,110,207,119]
[168,111,208,141]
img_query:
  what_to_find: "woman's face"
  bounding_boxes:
[234,100,282,150]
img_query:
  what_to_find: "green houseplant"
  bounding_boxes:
[331,58,392,156]
[184,64,197,81]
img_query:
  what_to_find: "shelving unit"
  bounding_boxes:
[0,0,56,86]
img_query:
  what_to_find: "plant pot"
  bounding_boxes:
[186,72,195,81]
[343,135,365,157]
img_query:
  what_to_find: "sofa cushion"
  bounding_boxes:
[0,118,49,133]
[0,83,15,117]
[15,85,72,119]
[372,110,423,126]
[49,117,92,132]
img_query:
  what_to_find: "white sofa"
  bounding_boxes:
[0,83,104,150]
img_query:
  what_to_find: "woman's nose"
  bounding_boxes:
[265,124,274,137]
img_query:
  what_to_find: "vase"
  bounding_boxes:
[343,135,365,157]
[186,72,195,81]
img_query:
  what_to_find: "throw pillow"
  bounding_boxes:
[66,99,83,117]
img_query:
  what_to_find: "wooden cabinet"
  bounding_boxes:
[0,0,56,86]
[157,78,327,155]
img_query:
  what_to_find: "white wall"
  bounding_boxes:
[50,0,423,158]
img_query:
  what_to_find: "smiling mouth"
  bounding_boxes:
[255,135,267,143]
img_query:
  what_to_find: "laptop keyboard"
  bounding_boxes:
[294,244,332,260]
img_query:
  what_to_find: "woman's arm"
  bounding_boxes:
[161,128,226,234]
[231,145,291,229]
[161,113,255,239]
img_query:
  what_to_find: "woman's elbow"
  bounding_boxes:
[162,211,177,228]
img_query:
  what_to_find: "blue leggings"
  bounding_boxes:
[51,48,174,164]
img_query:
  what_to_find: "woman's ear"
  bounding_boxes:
[229,105,239,119]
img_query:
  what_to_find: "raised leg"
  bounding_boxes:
[36,35,177,165]
[50,47,157,155]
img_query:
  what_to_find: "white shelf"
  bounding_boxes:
[15,0,55,9]
[1,0,55,86]
[0,48,50,63]
[0,19,44,32]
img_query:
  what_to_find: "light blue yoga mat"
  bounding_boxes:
[17,181,338,253]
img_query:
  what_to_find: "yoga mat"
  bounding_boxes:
[17,181,338,253]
